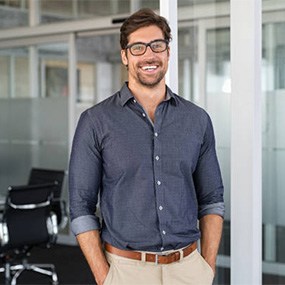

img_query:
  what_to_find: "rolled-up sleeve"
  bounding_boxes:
[69,111,102,235]
[193,114,225,219]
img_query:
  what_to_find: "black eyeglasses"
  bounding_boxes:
[125,39,169,56]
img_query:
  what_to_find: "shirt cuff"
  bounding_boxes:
[71,215,101,236]
[198,202,225,219]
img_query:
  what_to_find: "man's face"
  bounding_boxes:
[121,25,170,88]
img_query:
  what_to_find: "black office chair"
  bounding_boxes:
[0,183,59,285]
[28,168,68,230]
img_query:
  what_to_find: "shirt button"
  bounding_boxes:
[155,155,160,161]
[142,113,146,117]
[157,181,161,186]
[154,132,158,137]
[133,99,136,103]
[160,247,164,251]
[159,206,163,211]
[162,230,166,235]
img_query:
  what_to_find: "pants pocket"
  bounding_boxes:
[103,264,113,285]
[197,252,215,279]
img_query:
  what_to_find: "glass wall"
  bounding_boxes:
[75,33,126,121]
[206,28,231,285]
[0,0,28,28]
[178,1,230,284]
[177,1,285,283]
[178,26,198,103]
[262,18,285,284]
[40,0,159,24]
[0,0,159,28]
[0,43,69,212]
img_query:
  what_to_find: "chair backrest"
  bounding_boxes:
[28,168,65,199]
[3,183,58,248]
[28,168,67,229]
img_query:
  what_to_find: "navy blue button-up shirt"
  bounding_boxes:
[69,83,224,252]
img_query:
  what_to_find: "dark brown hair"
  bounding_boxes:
[120,8,172,49]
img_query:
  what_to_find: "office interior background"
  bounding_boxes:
[0,0,284,284]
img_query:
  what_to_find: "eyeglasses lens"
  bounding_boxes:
[130,40,167,56]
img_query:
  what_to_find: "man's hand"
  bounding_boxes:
[199,214,223,276]
[76,230,110,285]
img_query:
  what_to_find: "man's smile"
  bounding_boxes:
[141,65,158,71]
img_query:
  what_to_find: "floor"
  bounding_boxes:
[0,245,95,285]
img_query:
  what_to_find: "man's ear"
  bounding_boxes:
[121,49,128,66]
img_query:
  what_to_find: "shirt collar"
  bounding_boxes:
[119,82,178,107]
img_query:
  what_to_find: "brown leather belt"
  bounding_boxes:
[105,242,197,265]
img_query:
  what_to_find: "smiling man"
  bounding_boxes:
[69,8,224,285]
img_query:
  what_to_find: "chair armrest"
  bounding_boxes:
[7,199,51,210]
[59,200,68,230]
[0,221,9,246]
[47,212,58,244]
[51,199,68,230]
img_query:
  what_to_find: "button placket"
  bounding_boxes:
[153,105,168,248]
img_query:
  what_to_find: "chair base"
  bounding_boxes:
[0,261,58,285]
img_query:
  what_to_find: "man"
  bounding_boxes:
[69,8,224,285]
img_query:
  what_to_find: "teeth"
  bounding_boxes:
[142,65,157,71]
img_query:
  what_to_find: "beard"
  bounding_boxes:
[137,69,166,87]
[136,59,167,88]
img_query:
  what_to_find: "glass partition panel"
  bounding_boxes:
[0,0,28,28]
[178,26,199,103]
[40,0,158,24]
[0,44,69,216]
[178,1,231,284]
[75,33,125,117]
[206,26,230,285]
[262,19,285,284]
[0,48,30,98]
[0,55,9,98]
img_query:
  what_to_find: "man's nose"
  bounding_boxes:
[144,45,155,56]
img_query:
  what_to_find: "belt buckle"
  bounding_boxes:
[154,251,170,265]
[155,254,159,265]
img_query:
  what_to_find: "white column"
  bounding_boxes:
[95,63,113,103]
[29,46,38,98]
[231,0,262,284]
[183,59,191,101]
[72,0,79,19]
[9,56,15,98]
[198,20,206,108]
[160,0,178,93]
[68,33,77,152]
[29,0,40,26]
[29,0,40,98]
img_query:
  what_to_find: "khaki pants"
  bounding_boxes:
[103,249,214,285]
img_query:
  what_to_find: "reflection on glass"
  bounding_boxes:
[40,0,159,24]
[178,27,198,103]
[262,20,285,283]
[76,34,125,105]
[15,57,30,98]
[0,0,28,28]
[178,1,231,282]
[0,44,69,204]
[0,56,9,98]
[0,48,30,98]
[206,29,231,285]
[178,0,228,8]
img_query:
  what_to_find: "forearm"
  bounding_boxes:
[199,214,223,274]
[76,230,109,285]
